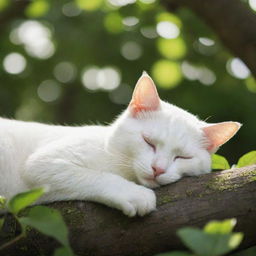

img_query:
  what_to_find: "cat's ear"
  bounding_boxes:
[202,121,241,153]
[129,72,160,116]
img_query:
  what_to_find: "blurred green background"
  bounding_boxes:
[0,0,255,164]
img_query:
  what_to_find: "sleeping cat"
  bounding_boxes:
[0,72,241,217]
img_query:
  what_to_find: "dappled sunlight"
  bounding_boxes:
[181,61,216,85]
[108,0,136,7]
[140,27,158,39]
[152,60,182,89]
[121,41,142,60]
[3,53,26,75]
[156,21,180,39]
[198,37,215,46]
[122,16,139,27]
[249,0,256,11]
[82,67,121,91]
[227,58,250,79]
[62,2,82,17]
[53,62,77,83]
[109,84,133,104]
[157,38,186,60]
[10,21,55,59]
[37,80,61,103]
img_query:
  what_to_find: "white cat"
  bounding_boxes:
[0,72,241,217]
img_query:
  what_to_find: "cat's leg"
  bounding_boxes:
[22,144,156,217]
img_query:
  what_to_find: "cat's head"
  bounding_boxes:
[108,72,241,188]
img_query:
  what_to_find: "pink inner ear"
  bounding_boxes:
[202,122,241,152]
[129,73,160,116]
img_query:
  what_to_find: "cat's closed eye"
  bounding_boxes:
[174,156,192,161]
[143,136,156,152]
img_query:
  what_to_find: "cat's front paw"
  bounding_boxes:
[117,186,156,217]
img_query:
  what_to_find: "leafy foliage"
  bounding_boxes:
[0,189,75,255]
[211,154,230,170]
[7,187,45,214]
[158,219,243,256]
[212,151,256,170]
[237,151,256,168]
[19,206,70,248]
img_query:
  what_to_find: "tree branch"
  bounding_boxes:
[1,165,256,256]
[162,0,256,78]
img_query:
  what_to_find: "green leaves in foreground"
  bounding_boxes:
[19,206,74,256]
[20,206,69,247]
[211,154,230,170]
[177,219,243,256]
[237,151,256,168]
[7,187,45,214]
[157,219,243,256]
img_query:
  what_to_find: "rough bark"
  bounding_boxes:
[162,0,256,77]
[1,165,256,256]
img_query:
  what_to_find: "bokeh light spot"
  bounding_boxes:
[156,12,182,28]
[157,38,186,60]
[152,60,182,89]
[156,21,180,39]
[0,0,9,10]
[108,0,136,7]
[246,76,256,93]
[121,41,142,60]
[76,0,103,11]
[122,17,139,27]
[181,61,216,85]
[62,2,82,17]
[3,53,26,74]
[198,37,215,46]
[109,84,132,105]
[37,80,61,102]
[54,62,77,83]
[25,0,49,18]
[17,21,55,59]
[227,58,250,79]
[104,12,123,33]
[249,0,256,11]
[82,66,121,91]
[140,26,157,39]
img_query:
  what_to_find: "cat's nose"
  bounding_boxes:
[152,166,165,177]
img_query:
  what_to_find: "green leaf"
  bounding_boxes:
[204,219,237,234]
[25,0,49,18]
[0,218,4,231]
[237,151,256,168]
[156,251,193,256]
[177,228,243,256]
[0,195,6,209]
[19,206,69,248]
[54,246,74,256]
[8,187,45,214]
[211,154,230,170]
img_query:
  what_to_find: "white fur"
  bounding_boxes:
[0,96,214,217]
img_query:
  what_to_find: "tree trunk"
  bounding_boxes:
[162,0,256,77]
[1,165,256,256]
